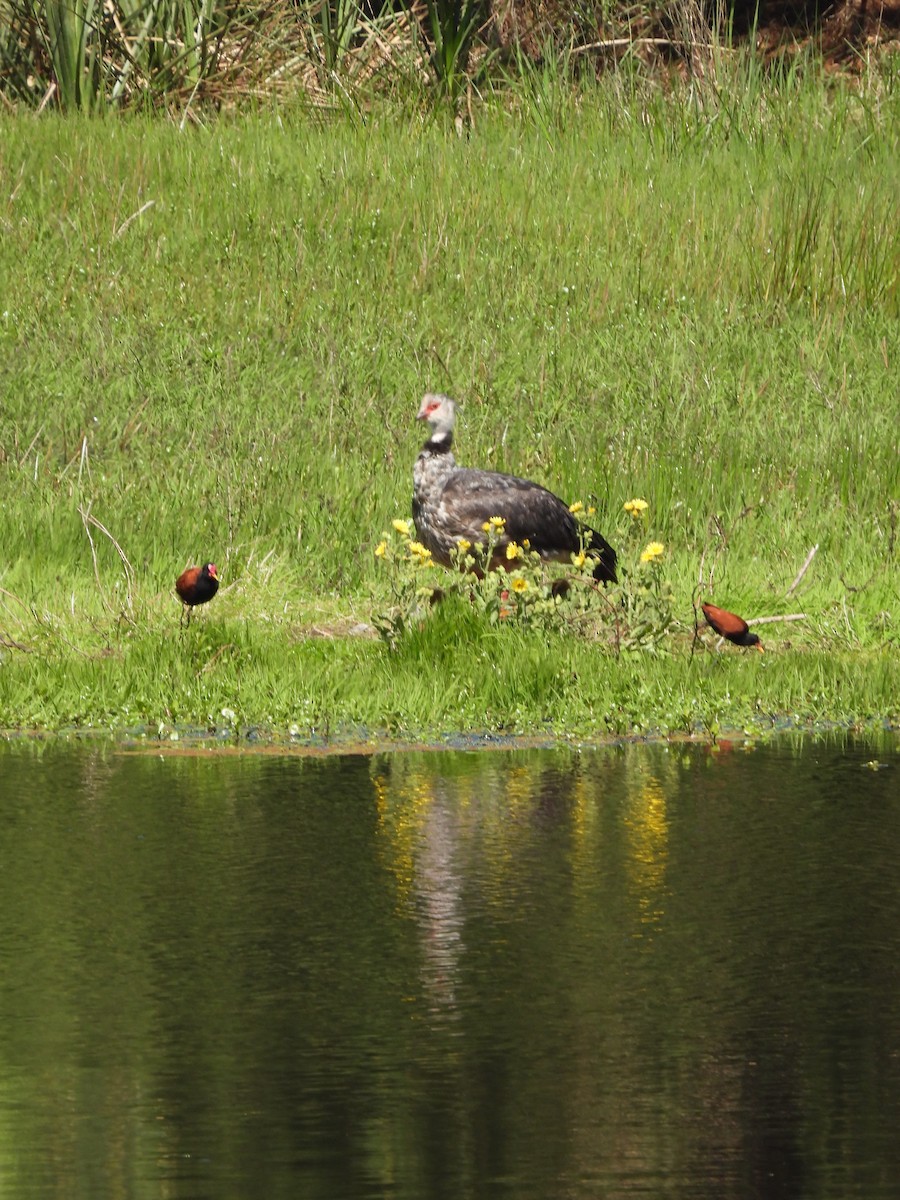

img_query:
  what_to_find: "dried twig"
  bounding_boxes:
[37,82,56,113]
[179,78,204,132]
[0,585,33,616]
[0,635,32,652]
[16,426,44,470]
[201,644,235,673]
[78,505,137,621]
[785,543,818,597]
[113,199,155,240]
[839,570,879,594]
[747,613,807,626]
[79,508,113,617]
[572,36,733,54]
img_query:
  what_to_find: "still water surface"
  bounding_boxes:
[0,734,897,1199]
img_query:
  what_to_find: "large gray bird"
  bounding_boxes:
[412,393,617,583]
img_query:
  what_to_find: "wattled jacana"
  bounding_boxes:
[702,602,763,652]
[176,563,219,625]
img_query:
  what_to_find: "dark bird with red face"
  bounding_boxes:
[412,393,617,583]
[176,563,219,625]
[702,602,763,651]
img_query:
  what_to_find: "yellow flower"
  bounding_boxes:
[510,576,529,593]
[374,540,387,558]
[456,538,471,554]
[392,518,411,536]
[506,542,523,560]
[624,498,649,518]
[571,549,586,569]
[488,515,506,529]
[640,541,665,563]
[587,506,596,515]
[568,501,584,514]
[407,541,432,559]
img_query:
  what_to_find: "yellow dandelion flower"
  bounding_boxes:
[587,506,596,515]
[506,542,523,560]
[374,541,387,558]
[511,576,529,593]
[522,538,531,549]
[457,538,471,554]
[568,501,584,514]
[571,549,587,569]
[488,515,506,529]
[392,518,411,536]
[482,521,491,533]
[624,498,649,518]
[408,541,432,559]
[640,541,665,563]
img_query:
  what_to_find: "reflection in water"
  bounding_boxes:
[0,733,897,1200]
[375,770,467,1018]
[623,773,669,931]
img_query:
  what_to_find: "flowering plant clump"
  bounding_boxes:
[372,498,676,654]
[607,501,676,652]
[371,520,441,648]
[373,513,600,643]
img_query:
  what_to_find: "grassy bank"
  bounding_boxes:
[0,74,898,737]
[4,608,898,740]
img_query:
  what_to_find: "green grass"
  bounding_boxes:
[2,612,897,739]
[0,69,898,737]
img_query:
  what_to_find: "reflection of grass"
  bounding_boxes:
[0,90,897,733]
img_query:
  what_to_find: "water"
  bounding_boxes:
[0,734,897,1200]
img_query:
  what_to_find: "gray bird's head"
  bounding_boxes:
[417,393,457,438]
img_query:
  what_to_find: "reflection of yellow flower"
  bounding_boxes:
[624,498,649,517]
[640,541,665,563]
[571,550,586,569]
[568,501,584,514]
[506,542,523,560]
[374,541,387,558]
[457,538,471,553]
[510,576,529,593]
[392,518,411,536]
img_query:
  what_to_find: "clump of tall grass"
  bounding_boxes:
[0,0,426,111]
[4,0,896,114]
[2,0,248,109]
